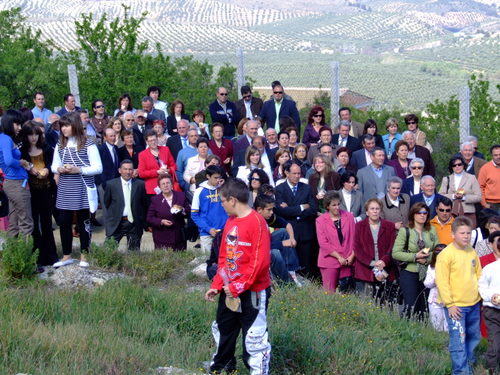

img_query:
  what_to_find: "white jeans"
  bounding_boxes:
[200,235,214,254]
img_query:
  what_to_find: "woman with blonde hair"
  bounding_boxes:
[382,117,402,158]
[236,145,273,185]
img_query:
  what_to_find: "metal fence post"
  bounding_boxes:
[67,64,81,108]
[236,48,245,100]
[330,61,340,128]
[458,86,470,144]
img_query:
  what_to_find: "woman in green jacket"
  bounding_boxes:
[392,202,438,320]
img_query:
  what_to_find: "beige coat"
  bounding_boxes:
[439,172,482,213]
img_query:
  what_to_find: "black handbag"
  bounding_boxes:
[393,227,410,271]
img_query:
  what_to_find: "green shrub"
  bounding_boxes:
[1,236,38,280]
[87,238,124,270]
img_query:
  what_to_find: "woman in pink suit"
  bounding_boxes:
[316,191,356,293]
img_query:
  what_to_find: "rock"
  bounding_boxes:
[39,264,124,289]
[188,256,206,266]
[191,263,207,278]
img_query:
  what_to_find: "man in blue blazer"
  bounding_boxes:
[357,148,395,203]
[275,161,317,277]
[259,83,301,134]
[410,175,443,219]
[208,87,240,138]
[350,134,378,172]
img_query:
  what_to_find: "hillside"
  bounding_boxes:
[0,0,498,108]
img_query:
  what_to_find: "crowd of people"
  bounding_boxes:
[1,81,500,375]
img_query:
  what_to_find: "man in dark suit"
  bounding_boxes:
[235,85,263,120]
[233,119,258,151]
[336,107,364,137]
[166,119,189,161]
[104,160,148,250]
[56,93,81,116]
[259,83,301,134]
[397,131,436,177]
[122,111,146,150]
[331,120,361,154]
[275,161,317,277]
[209,87,240,138]
[96,128,121,217]
[141,96,166,125]
[351,134,377,172]
[410,175,443,219]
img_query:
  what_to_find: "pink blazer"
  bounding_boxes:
[316,210,355,269]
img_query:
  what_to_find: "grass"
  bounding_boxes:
[0,274,463,375]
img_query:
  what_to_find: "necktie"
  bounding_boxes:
[181,137,187,148]
[113,147,119,169]
[124,182,133,223]
[292,185,297,196]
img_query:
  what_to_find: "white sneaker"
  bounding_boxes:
[79,261,90,268]
[53,259,74,268]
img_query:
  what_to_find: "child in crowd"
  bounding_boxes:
[254,193,302,286]
[478,230,500,374]
[423,243,447,332]
[436,216,482,375]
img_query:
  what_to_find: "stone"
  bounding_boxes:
[38,263,124,289]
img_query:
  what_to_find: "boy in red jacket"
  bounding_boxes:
[204,178,271,375]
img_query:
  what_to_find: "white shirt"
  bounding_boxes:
[389,196,399,208]
[342,188,352,211]
[51,137,103,176]
[244,100,252,119]
[121,178,132,217]
[154,100,168,115]
[364,149,372,167]
[413,179,421,195]
[478,259,500,309]
[453,172,464,191]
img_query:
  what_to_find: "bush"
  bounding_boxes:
[0,236,38,280]
[86,238,124,270]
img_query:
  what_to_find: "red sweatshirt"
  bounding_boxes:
[211,210,271,297]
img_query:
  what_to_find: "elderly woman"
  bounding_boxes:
[360,119,384,149]
[316,191,356,293]
[336,170,364,222]
[292,143,310,177]
[354,198,397,300]
[401,158,425,197]
[166,100,190,136]
[138,129,179,195]
[392,202,439,319]
[190,109,210,139]
[387,140,412,180]
[309,154,341,212]
[183,138,210,194]
[147,174,190,251]
[152,119,168,146]
[439,155,482,227]
[302,106,326,147]
[236,145,274,186]
[381,176,410,229]
[382,117,402,158]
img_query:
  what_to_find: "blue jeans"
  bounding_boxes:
[271,229,300,272]
[443,302,481,375]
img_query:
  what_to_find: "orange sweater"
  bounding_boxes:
[478,161,500,206]
[430,216,454,245]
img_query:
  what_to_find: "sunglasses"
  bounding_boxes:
[407,121,417,125]
[95,105,105,109]
[242,94,251,99]
[438,208,451,212]
[411,166,423,170]
[452,163,463,167]
[312,114,323,118]
[249,177,260,181]
[219,93,228,96]
[417,211,428,215]
[273,91,283,94]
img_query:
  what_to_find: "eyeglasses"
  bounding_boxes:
[219,93,228,96]
[95,105,105,109]
[411,166,423,170]
[242,94,251,99]
[417,211,428,215]
[438,208,452,212]
[407,121,416,125]
[273,91,283,94]
[249,177,260,181]
[312,114,323,118]
[452,163,464,167]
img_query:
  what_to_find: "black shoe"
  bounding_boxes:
[90,218,102,227]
